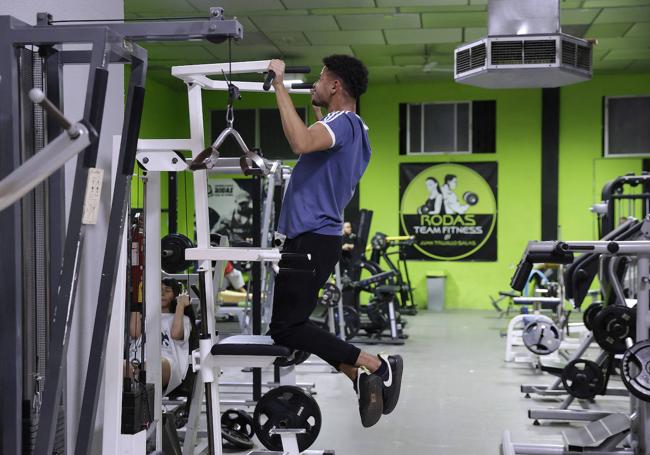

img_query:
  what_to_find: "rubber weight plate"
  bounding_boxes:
[161,233,194,274]
[592,305,636,354]
[561,359,606,399]
[522,320,561,355]
[365,299,389,333]
[221,426,254,450]
[319,283,341,308]
[252,385,322,452]
[328,305,361,340]
[582,302,603,331]
[221,409,254,438]
[621,340,650,402]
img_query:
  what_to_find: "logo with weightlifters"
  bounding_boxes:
[399,163,497,261]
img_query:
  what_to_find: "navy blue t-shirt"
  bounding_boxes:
[278,111,371,239]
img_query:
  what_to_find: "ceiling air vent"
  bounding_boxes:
[454,0,592,88]
[456,43,487,75]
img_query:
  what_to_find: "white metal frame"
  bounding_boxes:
[171,60,311,94]
[103,61,318,455]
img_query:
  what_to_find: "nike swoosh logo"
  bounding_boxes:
[356,373,362,399]
[382,356,393,387]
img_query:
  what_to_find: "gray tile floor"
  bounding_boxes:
[205,310,632,455]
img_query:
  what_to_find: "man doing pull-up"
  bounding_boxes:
[267,55,403,428]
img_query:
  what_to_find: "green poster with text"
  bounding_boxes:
[399,162,498,261]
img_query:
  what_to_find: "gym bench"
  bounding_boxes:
[192,334,333,455]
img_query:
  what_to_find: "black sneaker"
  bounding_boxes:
[354,369,383,427]
[378,354,403,415]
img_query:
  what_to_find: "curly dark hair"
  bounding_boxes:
[322,54,368,99]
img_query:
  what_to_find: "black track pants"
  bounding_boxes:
[269,232,361,368]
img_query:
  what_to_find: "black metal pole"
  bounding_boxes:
[34,43,109,455]
[168,172,178,234]
[0,16,25,455]
[75,52,147,455]
[252,176,262,401]
[198,270,216,455]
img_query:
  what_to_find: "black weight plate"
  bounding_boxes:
[161,233,194,274]
[561,359,606,399]
[582,302,603,331]
[592,305,636,354]
[221,409,254,438]
[319,283,335,307]
[522,320,561,355]
[328,305,361,340]
[221,426,254,450]
[621,340,650,402]
[320,283,342,308]
[366,300,388,332]
[252,385,321,452]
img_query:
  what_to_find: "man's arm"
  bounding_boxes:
[269,59,332,155]
[129,311,141,339]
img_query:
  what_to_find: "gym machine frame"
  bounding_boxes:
[518,219,646,423]
[503,240,650,454]
[175,60,333,455]
[107,61,316,454]
[0,10,243,455]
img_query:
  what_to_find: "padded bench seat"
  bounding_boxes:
[211,335,292,357]
[375,284,401,294]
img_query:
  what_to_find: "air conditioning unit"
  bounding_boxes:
[454,0,592,88]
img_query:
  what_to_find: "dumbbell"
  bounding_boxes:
[463,191,479,206]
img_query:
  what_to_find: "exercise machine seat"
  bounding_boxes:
[375,284,401,294]
[211,335,292,357]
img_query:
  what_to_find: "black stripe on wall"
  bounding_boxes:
[398,103,407,155]
[472,100,496,153]
[541,88,560,240]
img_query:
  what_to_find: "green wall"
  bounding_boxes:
[133,77,190,236]
[136,71,650,309]
[558,73,649,241]
[361,81,542,309]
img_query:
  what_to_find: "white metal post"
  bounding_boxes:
[634,254,650,454]
[144,171,162,450]
[187,81,222,455]
[102,137,129,454]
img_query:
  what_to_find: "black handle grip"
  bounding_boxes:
[291,82,314,89]
[264,66,311,91]
[263,70,275,91]
[285,66,311,74]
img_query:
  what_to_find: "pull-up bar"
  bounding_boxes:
[172,60,312,93]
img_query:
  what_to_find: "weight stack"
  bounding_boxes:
[121,382,155,434]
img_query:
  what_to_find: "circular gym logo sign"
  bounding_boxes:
[399,163,497,261]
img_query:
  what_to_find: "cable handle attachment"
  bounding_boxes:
[263,66,311,91]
